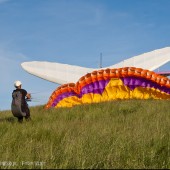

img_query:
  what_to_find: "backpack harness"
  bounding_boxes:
[11,91,26,117]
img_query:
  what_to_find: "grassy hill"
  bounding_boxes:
[0,99,170,169]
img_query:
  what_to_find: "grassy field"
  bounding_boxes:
[0,99,170,169]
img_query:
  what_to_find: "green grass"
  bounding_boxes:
[0,99,170,169]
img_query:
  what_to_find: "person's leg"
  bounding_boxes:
[25,106,31,121]
[21,104,31,121]
[18,116,23,123]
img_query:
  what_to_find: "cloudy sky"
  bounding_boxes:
[0,0,170,110]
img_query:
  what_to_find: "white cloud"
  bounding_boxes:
[0,48,29,85]
[0,47,57,110]
[0,0,9,4]
[0,47,31,110]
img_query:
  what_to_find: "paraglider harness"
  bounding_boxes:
[11,90,30,117]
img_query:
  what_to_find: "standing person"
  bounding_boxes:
[11,80,31,123]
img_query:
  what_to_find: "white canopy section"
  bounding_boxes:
[110,47,170,70]
[21,47,170,85]
[21,62,94,84]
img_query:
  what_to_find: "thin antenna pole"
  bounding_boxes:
[100,52,102,68]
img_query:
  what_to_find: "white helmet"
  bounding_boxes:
[14,80,22,87]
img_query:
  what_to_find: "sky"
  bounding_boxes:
[0,0,170,110]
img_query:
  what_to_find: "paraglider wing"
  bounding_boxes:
[46,67,170,109]
[21,47,170,85]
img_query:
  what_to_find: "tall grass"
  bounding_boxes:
[0,99,170,169]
